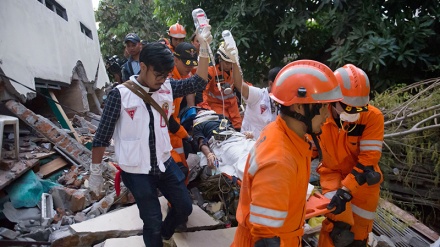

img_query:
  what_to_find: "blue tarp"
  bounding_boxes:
[5,170,60,208]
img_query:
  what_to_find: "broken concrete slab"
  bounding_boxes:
[50,196,221,247]
[156,196,220,231]
[173,227,236,247]
[50,205,143,247]
[92,228,236,247]
[2,202,41,223]
[94,235,177,247]
[93,235,145,247]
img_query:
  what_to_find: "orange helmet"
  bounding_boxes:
[168,22,187,38]
[334,64,370,108]
[270,60,343,106]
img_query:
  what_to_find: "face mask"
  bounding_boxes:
[340,112,360,122]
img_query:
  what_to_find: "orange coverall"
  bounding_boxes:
[317,105,384,246]
[169,66,190,183]
[231,116,311,247]
[201,65,242,129]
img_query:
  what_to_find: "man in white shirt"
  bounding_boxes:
[238,67,281,139]
[220,36,282,139]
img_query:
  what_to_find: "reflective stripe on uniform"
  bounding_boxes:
[173,147,184,154]
[352,204,376,220]
[360,140,382,152]
[251,204,288,218]
[360,146,382,152]
[250,204,287,228]
[248,147,258,176]
[208,91,236,100]
[360,140,382,146]
[324,190,337,199]
[250,214,284,227]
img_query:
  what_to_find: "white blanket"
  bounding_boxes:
[199,132,255,180]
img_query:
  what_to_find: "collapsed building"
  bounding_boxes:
[0,0,439,247]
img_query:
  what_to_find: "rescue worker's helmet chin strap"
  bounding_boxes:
[280,104,323,160]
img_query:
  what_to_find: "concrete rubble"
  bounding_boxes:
[0,95,242,246]
[0,88,438,247]
[50,196,222,247]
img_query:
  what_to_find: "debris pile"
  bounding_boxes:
[372,77,440,232]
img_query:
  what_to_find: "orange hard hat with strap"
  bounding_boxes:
[270,60,343,106]
[168,22,186,38]
[334,64,370,108]
[270,60,343,160]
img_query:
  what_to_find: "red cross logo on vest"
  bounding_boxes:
[125,107,137,120]
[260,104,268,114]
[160,103,169,127]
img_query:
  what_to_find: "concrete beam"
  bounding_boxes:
[5,100,91,165]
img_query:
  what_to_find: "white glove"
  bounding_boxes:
[88,163,104,195]
[223,42,239,64]
[197,23,213,58]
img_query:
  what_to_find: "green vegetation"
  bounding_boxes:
[95,0,166,61]
[96,0,440,92]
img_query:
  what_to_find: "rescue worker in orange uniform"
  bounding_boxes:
[167,22,186,52]
[168,42,199,184]
[167,22,197,112]
[317,64,384,247]
[231,60,343,247]
[200,42,242,130]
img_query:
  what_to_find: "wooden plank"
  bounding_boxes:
[47,90,82,143]
[37,157,69,178]
[379,199,440,241]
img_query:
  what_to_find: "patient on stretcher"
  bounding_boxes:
[180,107,255,180]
